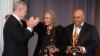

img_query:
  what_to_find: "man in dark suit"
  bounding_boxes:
[2,1,39,56]
[63,9,99,56]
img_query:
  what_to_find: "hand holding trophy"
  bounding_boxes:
[67,29,80,56]
[71,31,80,56]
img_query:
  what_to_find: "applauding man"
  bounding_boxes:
[2,1,39,56]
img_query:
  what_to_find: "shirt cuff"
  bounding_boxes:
[27,27,33,32]
[82,47,87,53]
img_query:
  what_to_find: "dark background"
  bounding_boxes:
[22,0,100,56]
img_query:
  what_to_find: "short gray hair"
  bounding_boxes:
[13,1,27,11]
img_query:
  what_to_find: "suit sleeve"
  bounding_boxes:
[84,26,99,53]
[8,22,32,45]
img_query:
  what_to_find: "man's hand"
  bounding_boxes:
[77,46,85,53]
[67,46,73,53]
[27,17,40,28]
[67,46,86,54]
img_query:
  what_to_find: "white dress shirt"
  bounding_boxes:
[73,22,84,36]
[73,22,86,53]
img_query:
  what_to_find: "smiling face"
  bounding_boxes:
[73,9,85,25]
[44,13,53,26]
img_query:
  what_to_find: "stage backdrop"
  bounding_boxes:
[21,0,100,56]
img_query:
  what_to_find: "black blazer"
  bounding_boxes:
[33,22,64,56]
[2,15,33,56]
[63,23,99,56]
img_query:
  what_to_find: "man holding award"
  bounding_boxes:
[63,9,99,56]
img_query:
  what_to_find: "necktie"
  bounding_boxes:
[76,24,82,29]
[72,27,79,47]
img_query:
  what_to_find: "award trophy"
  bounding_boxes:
[71,31,80,56]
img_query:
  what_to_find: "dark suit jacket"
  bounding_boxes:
[33,22,64,56]
[63,23,99,56]
[2,15,33,56]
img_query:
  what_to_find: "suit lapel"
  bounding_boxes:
[70,24,74,38]
[69,24,74,44]
[79,23,87,37]
[11,15,24,27]
[79,23,87,45]
[11,15,24,31]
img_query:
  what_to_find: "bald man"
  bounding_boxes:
[63,9,99,56]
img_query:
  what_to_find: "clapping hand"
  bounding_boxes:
[27,17,40,28]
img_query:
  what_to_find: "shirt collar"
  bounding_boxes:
[80,21,84,26]
[12,14,20,22]
[74,21,84,28]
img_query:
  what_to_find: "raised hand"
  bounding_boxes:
[27,17,40,28]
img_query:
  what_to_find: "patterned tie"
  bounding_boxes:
[72,27,79,47]
[76,24,82,29]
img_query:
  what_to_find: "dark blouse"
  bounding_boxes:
[33,22,64,56]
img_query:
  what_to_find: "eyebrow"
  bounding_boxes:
[73,16,80,18]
